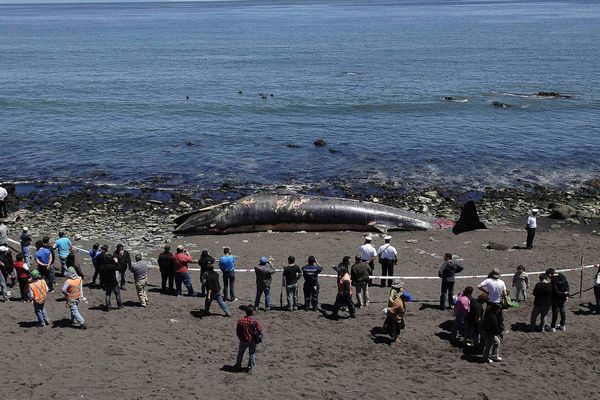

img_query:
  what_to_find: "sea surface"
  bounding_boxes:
[1,0,600,195]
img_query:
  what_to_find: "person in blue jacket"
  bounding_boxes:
[302,255,323,311]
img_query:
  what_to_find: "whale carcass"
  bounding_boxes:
[173,193,457,235]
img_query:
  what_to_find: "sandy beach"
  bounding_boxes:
[1,218,599,400]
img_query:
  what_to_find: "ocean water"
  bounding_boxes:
[1,0,600,194]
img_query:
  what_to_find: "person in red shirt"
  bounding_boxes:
[14,253,31,302]
[235,304,263,374]
[174,245,195,296]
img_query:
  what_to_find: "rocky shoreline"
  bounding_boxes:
[2,181,600,253]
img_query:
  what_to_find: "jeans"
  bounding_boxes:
[551,302,566,328]
[119,269,127,288]
[482,333,501,360]
[236,340,256,369]
[440,280,455,309]
[526,227,536,248]
[355,281,369,306]
[594,285,600,312]
[332,293,356,317]
[380,259,395,287]
[0,273,8,300]
[515,288,527,302]
[463,320,480,345]
[59,256,68,276]
[21,245,31,266]
[175,272,194,296]
[160,269,174,294]
[205,292,230,315]
[68,300,85,326]
[255,285,271,310]
[135,278,148,306]
[222,271,236,300]
[450,313,465,340]
[34,302,50,326]
[92,262,101,286]
[286,283,298,310]
[530,305,549,329]
[105,285,122,308]
[303,282,320,310]
[41,266,55,292]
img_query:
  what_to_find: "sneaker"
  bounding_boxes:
[486,358,494,364]
[491,356,502,362]
[224,313,231,318]
[231,298,238,303]
[246,367,254,374]
[551,327,556,333]
[558,325,566,331]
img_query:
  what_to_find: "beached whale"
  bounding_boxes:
[173,193,458,235]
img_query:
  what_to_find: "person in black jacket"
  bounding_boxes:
[547,268,569,332]
[114,244,131,290]
[481,303,503,363]
[529,273,553,332]
[198,249,215,297]
[99,245,122,310]
[204,265,230,316]
[157,245,175,295]
[464,294,485,346]
[437,253,464,310]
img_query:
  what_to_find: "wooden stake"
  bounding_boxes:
[580,254,584,299]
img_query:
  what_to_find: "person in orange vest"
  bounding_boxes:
[28,269,51,327]
[331,262,356,319]
[61,267,85,328]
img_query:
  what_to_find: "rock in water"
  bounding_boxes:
[452,200,486,234]
[313,138,327,147]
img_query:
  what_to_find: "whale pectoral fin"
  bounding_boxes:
[368,222,388,233]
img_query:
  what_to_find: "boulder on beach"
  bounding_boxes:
[487,241,509,251]
[548,203,577,219]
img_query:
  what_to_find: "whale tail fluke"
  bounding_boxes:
[452,200,486,234]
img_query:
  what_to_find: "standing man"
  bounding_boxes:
[219,246,237,302]
[157,244,175,295]
[61,267,85,328]
[129,252,149,307]
[20,227,32,266]
[351,255,370,308]
[174,245,195,296]
[547,268,569,332]
[526,208,538,249]
[99,246,122,310]
[254,256,276,311]
[378,235,398,287]
[234,304,263,374]
[42,236,56,286]
[282,256,302,311]
[89,243,102,287]
[54,232,74,276]
[0,185,8,218]
[302,256,323,311]
[438,253,464,310]
[35,240,54,293]
[358,235,377,276]
[114,244,131,290]
[204,265,230,316]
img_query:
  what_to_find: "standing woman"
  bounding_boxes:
[198,249,215,297]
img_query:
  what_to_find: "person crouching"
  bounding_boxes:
[61,267,85,329]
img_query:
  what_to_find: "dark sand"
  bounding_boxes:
[1,225,599,400]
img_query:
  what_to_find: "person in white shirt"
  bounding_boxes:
[377,235,398,287]
[358,236,377,285]
[526,208,538,249]
[478,268,508,304]
[0,186,7,218]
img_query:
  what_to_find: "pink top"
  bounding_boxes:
[455,292,471,317]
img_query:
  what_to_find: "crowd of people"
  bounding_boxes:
[1,219,599,370]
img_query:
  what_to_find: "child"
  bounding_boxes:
[530,273,552,332]
[464,293,485,346]
[451,286,472,342]
[512,265,529,302]
[29,269,51,327]
[13,253,30,302]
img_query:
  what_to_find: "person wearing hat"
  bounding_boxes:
[384,279,407,342]
[219,246,237,302]
[234,304,263,373]
[438,253,464,310]
[157,244,175,295]
[61,267,85,328]
[254,256,276,311]
[174,245,195,296]
[203,264,230,316]
[478,268,508,306]
[526,208,539,249]
[302,255,323,311]
[331,262,356,319]
[129,252,149,307]
[19,227,32,267]
[358,236,377,283]
[378,235,398,287]
[0,185,7,218]
[28,269,50,326]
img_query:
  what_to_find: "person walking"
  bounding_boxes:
[35,240,54,293]
[174,245,195,296]
[19,227,32,266]
[547,268,569,332]
[302,256,323,311]
[219,246,237,302]
[203,265,230,316]
[438,253,464,310]
[89,243,102,287]
[198,249,215,297]
[378,235,398,287]
[157,245,175,295]
[282,256,302,311]
[99,245,122,310]
[526,208,538,249]
[14,253,30,302]
[331,262,356,319]
[254,256,276,311]
[114,244,131,290]
[529,273,552,332]
[54,232,73,276]
[234,305,263,374]
[61,267,85,328]
[28,269,50,326]
[351,255,370,308]
[0,185,8,218]
[129,252,149,307]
